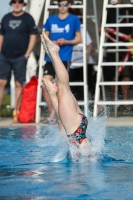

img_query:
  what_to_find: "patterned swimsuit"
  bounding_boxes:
[68,113,88,147]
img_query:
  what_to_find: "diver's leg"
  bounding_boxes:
[42,78,66,134]
[41,33,83,135]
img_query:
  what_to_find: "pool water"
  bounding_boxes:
[0,121,133,199]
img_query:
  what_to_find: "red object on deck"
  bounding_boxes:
[18,76,38,123]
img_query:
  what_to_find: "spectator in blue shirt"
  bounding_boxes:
[42,0,82,124]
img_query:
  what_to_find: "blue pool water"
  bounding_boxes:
[0,119,133,199]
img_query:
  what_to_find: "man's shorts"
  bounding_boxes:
[0,52,27,83]
[43,61,70,78]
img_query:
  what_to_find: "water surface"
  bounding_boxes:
[0,123,133,199]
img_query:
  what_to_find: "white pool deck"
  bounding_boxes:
[0,117,133,127]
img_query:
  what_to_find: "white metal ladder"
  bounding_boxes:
[93,0,133,117]
[35,0,99,123]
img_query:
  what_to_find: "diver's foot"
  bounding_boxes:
[42,78,58,94]
[41,38,49,55]
[40,34,51,57]
[41,32,60,56]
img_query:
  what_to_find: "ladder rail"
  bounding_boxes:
[101,73,107,114]
[36,0,49,123]
[93,0,99,50]
[114,7,120,117]
[92,0,100,104]
[93,0,108,117]
[82,0,88,117]
[35,46,45,123]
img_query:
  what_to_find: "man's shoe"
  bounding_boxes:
[74,0,83,5]
[110,0,118,5]
[12,110,19,123]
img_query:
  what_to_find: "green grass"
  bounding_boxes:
[0,95,13,117]
[0,94,49,118]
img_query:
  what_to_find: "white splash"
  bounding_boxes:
[37,111,106,163]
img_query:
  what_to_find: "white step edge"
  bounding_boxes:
[104,23,133,27]
[86,15,95,19]
[39,102,47,106]
[75,43,83,47]
[99,81,133,86]
[101,62,133,66]
[106,4,133,8]
[71,63,84,66]
[96,100,133,105]
[103,42,133,47]
[39,101,86,106]
[107,49,133,52]
[75,15,96,19]
[47,5,84,9]
[69,82,84,86]
[115,15,133,18]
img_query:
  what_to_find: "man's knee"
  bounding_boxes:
[0,79,7,88]
[15,81,23,89]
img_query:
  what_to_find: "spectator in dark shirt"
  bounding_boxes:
[0,0,38,122]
